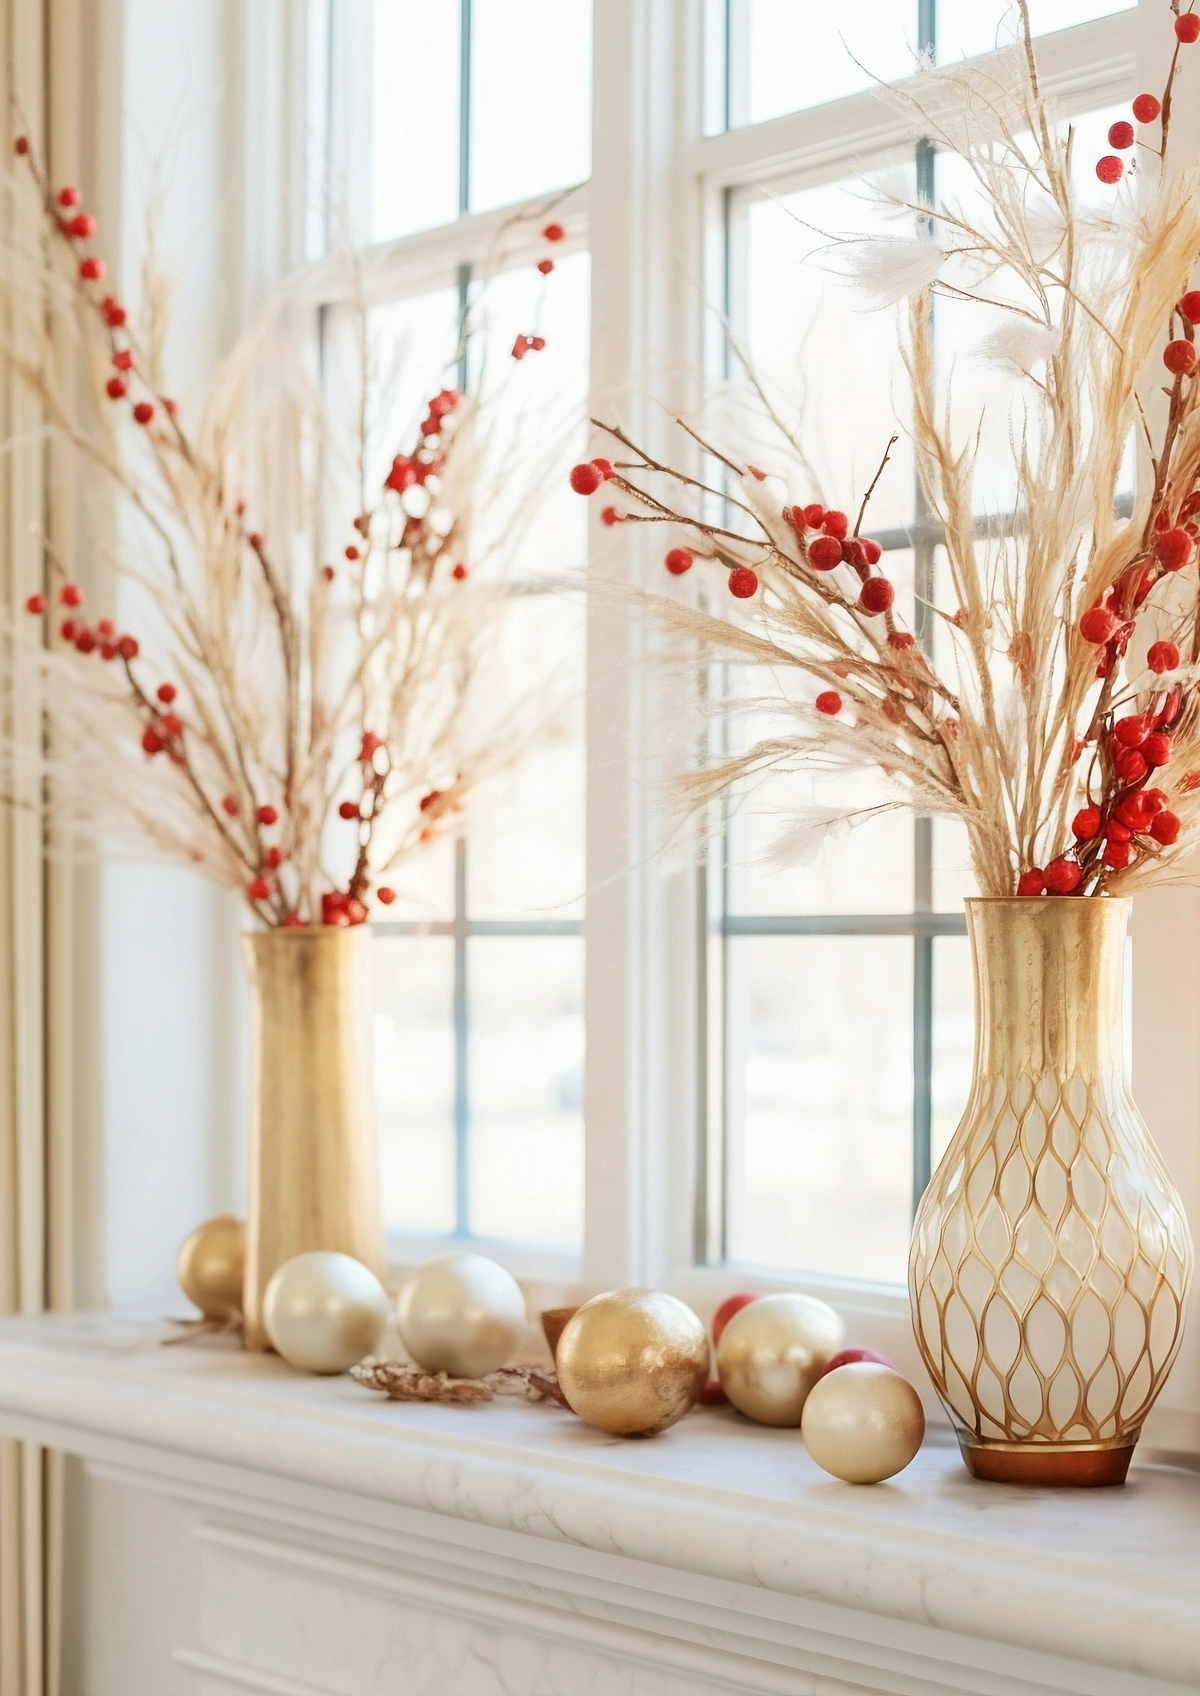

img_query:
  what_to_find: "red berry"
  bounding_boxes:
[60,620,76,640]
[141,727,163,755]
[25,593,45,614]
[1106,820,1132,843]
[1132,92,1161,123]
[112,349,133,371]
[1148,640,1180,673]
[529,336,546,351]
[74,629,95,653]
[1143,730,1173,767]
[1116,793,1151,830]
[160,712,182,737]
[1156,527,1194,570]
[747,465,766,481]
[97,618,114,637]
[712,1292,758,1344]
[419,789,442,812]
[815,690,842,715]
[600,506,621,526]
[542,222,565,241]
[132,401,154,425]
[1103,839,1134,869]
[1079,605,1117,643]
[105,376,126,399]
[1176,12,1200,42]
[665,547,693,575]
[888,631,917,651]
[1164,340,1197,376]
[377,886,396,905]
[591,457,614,479]
[256,804,279,826]
[246,877,272,901]
[1181,292,1200,326]
[822,509,849,539]
[117,634,138,660]
[1151,809,1181,844]
[1114,746,1149,783]
[1143,787,1168,815]
[860,538,882,565]
[221,795,239,816]
[536,258,554,275]
[802,503,825,528]
[60,583,83,607]
[728,566,758,598]
[569,461,602,495]
[13,136,28,155]
[1017,869,1046,896]
[807,535,843,570]
[321,565,335,582]
[360,731,384,761]
[1095,155,1124,184]
[451,562,468,580]
[68,213,97,239]
[164,397,178,416]
[1107,121,1134,150]
[511,335,529,360]
[156,682,176,703]
[101,296,126,327]
[858,576,894,615]
[246,532,264,551]
[344,544,360,561]
[79,256,105,280]
[282,913,305,928]
[1072,805,1101,840]
[1043,857,1082,894]
[1113,714,1148,747]
[338,799,360,820]
[266,846,285,869]
[58,186,81,207]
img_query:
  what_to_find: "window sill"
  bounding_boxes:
[1,1312,1197,1695]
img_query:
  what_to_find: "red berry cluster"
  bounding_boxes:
[27,581,140,664]
[787,503,894,617]
[1095,84,1166,183]
[1078,472,1200,680]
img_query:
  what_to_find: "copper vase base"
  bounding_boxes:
[959,1438,1135,1487]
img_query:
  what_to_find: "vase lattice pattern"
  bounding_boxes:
[911,1069,1191,1445]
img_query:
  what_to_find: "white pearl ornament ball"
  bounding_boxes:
[262,1251,389,1374]
[396,1252,526,1378]
[716,1292,846,1425]
[800,1362,926,1483]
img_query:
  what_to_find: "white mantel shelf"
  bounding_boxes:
[1,1314,1198,1696]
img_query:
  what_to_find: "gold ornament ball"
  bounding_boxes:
[176,1215,245,1321]
[716,1292,845,1426]
[263,1251,389,1374]
[395,1253,527,1378]
[556,1289,709,1437]
[800,1362,926,1483]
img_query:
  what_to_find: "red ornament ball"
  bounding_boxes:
[1017,869,1045,896]
[1180,291,1200,325]
[1043,857,1082,894]
[1176,12,1200,43]
[858,576,894,615]
[338,800,360,821]
[569,461,603,495]
[1156,527,1195,570]
[1151,810,1182,844]
[1072,805,1101,840]
[728,566,758,598]
[132,401,154,425]
[665,547,694,576]
[1164,339,1198,376]
[711,1291,758,1344]
[1148,640,1180,673]
[815,690,842,716]
[1079,605,1117,644]
[1132,92,1161,123]
[807,535,843,571]
[1107,120,1134,150]
[377,886,396,906]
[820,1346,897,1377]
[1095,155,1124,185]
[102,296,126,327]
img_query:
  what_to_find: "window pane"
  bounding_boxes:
[728,0,919,128]
[374,937,456,1234]
[469,0,592,212]
[370,2,461,241]
[467,937,584,1248]
[725,936,914,1282]
[932,934,974,1171]
[938,1,1133,65]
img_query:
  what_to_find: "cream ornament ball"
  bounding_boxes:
[395,1253,527,1378]
[556,1289,709,1436]
[176,1214,245,1321]
[263,1251,389,1374]
[716,1292,845,1425]
[800,1361,926,1483]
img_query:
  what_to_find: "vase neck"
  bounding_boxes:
[966,898,1129,1084]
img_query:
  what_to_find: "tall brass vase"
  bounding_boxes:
[242,928,385,1350]
[910,897,1192,1485]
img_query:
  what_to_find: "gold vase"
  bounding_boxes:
[242,927,386,1350]
[910,897,1192,1485]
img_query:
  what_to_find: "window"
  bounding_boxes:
[310,1,1162,1299]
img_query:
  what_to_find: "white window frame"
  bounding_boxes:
[295,0,1200,1454]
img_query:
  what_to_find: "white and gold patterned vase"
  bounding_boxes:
[910,897,1192,1485]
